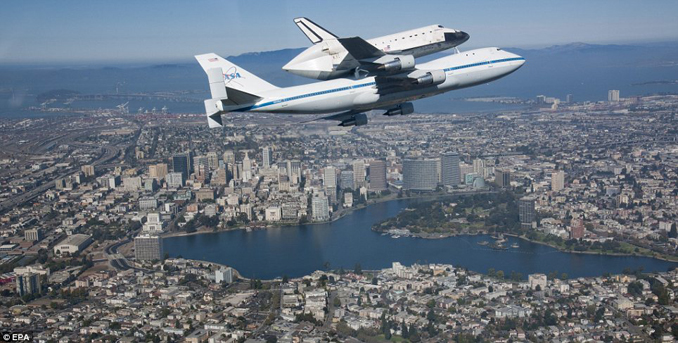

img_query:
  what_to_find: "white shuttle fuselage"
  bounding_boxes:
[283,20,470,80]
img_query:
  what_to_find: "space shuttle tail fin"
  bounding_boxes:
[293,17,338,44]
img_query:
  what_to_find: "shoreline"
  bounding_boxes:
[161,191,488,239]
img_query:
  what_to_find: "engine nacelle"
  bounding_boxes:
[339,113,368,127]
[384,102,414,116]
[408,69,446,86]
[374,55,416,73]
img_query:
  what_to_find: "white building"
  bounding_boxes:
[528,273,547,290]
[53,234,93,255]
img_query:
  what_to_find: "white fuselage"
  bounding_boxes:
[239,47,524,114]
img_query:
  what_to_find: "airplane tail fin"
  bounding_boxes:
[293,17,338,44]
[195,53,278,128]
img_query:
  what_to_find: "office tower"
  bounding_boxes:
[608,89,620,102]
[566,94,573,103]
[193,155,208,172]
[242,152,252,181]
[172,153,191,180]
[222,150,235,165]
[149,163,168,180]
[402,158,438,191]
[206,152,219,170]
[262,147,272,168]
[551,170,565,192]
[81,164,95,177]
[215,267,234,283]
[108,175,121,188]
[288,160,301,183]
[213,168,228,185]
[441,152,461,187]
[368,159,387,191]
[134,234,163,261]
[340,170,355,190]
[324,167,337,191]
[15,273,41,297]
[496,169,511,188]
[311,194,330,222]
[352,160,366,188]
[473,158,485,175]
[166,172,184,188]
[519,197,536,230]
[536,95,546,104]
[570,218,585,239]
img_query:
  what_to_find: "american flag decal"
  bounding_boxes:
[208,58,218,62]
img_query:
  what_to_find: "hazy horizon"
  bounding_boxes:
[2,0,678,65]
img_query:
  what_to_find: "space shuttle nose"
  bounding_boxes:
[444,31,470,46]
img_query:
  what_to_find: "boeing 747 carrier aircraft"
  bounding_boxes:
[196,23,524,128]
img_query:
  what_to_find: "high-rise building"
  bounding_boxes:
[403,158,438,191]
[368,160,387,191]
[215,267,234,283]
[172,153,191,180]
[206,152,219,170]
[262,147,272,169]
[340,170,355,190]
[441,152,461,187]
[15,273,41,297]
[519,197,536,229]
[608,89,620,102]
[212,168,228,186]
[311,194,330,222]
[536,95,546,104]
[566,94,573,103]
[242,152,252,181]
[570,218,585,239]
[193,155,208,173]
[149,163,168,180]
[81,164,95,177]
[551,170,565,192]
[222,150,235,165]
[473,158,485,176]
[134,234,163,261]
[324,167,337,191]
[528,273,547,290]
[166,172,184,188]
[352,160,366,188]
[288,160,301,184]
[496,169,511,188]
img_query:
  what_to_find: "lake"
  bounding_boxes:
[163,199,677,279]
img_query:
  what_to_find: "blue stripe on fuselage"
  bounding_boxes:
[237,57,525,111]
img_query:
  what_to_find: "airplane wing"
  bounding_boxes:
[294,17,338,44]
[337,37,384,60]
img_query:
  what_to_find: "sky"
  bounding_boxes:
[2,0,678,64]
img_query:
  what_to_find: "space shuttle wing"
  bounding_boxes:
[337,37,385,60]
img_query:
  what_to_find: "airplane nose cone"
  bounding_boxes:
[444,31,470,47]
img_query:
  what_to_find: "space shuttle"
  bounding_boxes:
[283,17,470,80]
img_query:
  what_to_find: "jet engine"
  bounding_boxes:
[339,113,368,127]
[407,69,446,86]
[384,102,414,116]
[373,55,416,73]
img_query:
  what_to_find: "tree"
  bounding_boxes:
[401,321,409,338]
[282,275,289,284]
[353,263,362,275]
